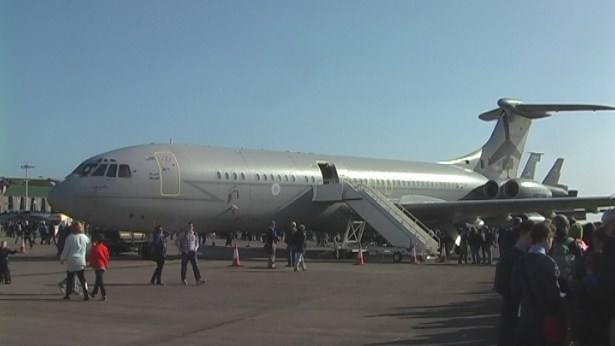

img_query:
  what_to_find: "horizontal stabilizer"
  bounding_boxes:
[479,98,615,121]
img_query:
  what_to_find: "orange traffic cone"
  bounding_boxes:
[229,243,242,267]
[19,238,26,254]
[410,244,419,264]
[438,246,447,263]
[355,245,365,266]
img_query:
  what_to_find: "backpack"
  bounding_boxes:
[551,237,578,280]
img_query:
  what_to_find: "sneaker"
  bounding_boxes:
[90,294,97,299]
[182,280,187,286]
[196,279,206,286]
[156,282,165,286]
[62,296,70,300]
[101,296,107,301]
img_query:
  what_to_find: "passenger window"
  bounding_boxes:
[106,164,118,177]
[91,164,108,177]
[118,165,131,178]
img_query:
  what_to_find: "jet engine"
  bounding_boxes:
[500,179,552,199]
[482,180,500,199]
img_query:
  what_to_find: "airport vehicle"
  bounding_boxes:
[47,98,615,255]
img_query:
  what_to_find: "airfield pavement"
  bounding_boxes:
[0,238,501,346]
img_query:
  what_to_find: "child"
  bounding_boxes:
[0,240,18,284]
[88,234,110,301]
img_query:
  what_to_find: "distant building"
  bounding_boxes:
[0,177,55,213]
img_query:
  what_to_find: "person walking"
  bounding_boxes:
[60,221,91,301]
[150,225,167,285]
[285,222,297,267]
[293,224,307,272]
[88,234,110,301]
[178,221,205,285]
[264,221,278,269]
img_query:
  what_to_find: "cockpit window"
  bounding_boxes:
[118,164,131,178]
[106,164,118,177]
[75,163,98,176]
[91,164,108,176]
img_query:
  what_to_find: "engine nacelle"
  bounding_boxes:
[482,180,500,199]
[501,179,552,199]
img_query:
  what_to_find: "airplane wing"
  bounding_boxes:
[400,195,615,223]
[479,99,615,121]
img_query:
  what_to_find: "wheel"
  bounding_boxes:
[392,252,403,263]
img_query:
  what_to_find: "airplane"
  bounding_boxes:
[520,152,543,180]
[47,98,615,254]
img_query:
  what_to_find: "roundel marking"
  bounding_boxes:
[271,183,281,196]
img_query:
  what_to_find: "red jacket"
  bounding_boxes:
[88,243,110,270]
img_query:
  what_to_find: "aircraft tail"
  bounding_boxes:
[440,98,615,180]
[520,152,543,180]
[542,158,564,186]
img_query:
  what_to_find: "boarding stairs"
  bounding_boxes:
[312,182,439,255]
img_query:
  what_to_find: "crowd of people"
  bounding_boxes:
[2,210,614,345]
[493,210,615,346]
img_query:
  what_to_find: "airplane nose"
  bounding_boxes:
[47,181,72,214]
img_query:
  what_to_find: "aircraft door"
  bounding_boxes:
[317,162,339,184]
[154,151,181,196]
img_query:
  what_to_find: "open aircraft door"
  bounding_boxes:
[154,152,181,196]
[317,162,340,184]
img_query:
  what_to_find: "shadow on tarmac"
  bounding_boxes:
[365,291,500,346]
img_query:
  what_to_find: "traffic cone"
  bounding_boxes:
[410,244,419,264]
[19,238,26,254]
[355,245,365,266]
[438,246,447,263]
[229,243,242,267]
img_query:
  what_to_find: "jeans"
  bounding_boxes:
[92,269,106,297]
[151,256,165,284]
[181,251,201,281]
[294,252,306,271]
[65,270,88,299]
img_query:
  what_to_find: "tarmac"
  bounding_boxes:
[0,238,501,346]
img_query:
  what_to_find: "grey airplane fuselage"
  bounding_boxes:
[50,143,488,234]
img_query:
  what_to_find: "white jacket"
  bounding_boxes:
[60,233,91,272]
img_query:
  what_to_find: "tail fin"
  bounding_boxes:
[520,152,543,179]
[542,158,564,186]
[440,98,615,180]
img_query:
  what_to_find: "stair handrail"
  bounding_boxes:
[348,182,436,246]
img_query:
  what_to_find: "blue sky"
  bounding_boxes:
[1,1,614,198]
